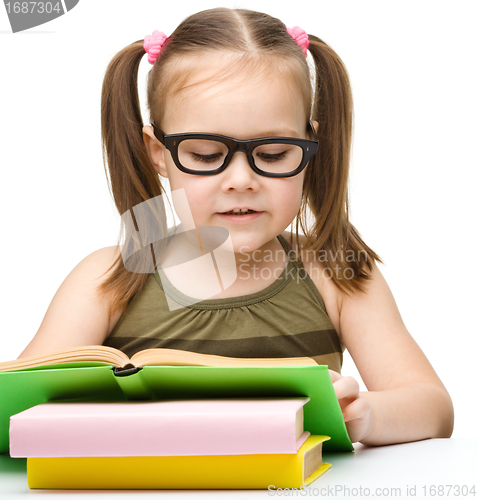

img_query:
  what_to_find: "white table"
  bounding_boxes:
[0,439,476,499]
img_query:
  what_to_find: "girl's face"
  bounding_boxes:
[144,57,312,255]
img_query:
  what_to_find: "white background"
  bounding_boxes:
[0,0,476,441]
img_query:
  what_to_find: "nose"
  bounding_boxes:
[220,150,259,191]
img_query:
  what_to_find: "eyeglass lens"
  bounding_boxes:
[177,139,304,174]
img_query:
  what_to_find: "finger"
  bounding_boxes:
[333,376,360,402]
[328,369,343,384]
[343,398,372,443]
[342,397,370,423]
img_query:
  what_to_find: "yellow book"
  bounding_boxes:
[28,435,331,490]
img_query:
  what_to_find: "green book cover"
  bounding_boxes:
[0,364,353,454]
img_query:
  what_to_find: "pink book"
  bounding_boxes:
[10,398,310,457]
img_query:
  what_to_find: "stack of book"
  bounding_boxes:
[0,345,354,459]
[9,398,332,489]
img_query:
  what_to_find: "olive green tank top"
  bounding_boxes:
[104,234,343,373]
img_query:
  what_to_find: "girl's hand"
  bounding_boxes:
[329,369,371,443]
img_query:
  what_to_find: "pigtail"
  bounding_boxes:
[101,40,162,211]
[297,35,382,295]
[97,40,168,318]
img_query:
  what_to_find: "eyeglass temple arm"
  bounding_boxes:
[308,120,318,142]
[151,124,165,144]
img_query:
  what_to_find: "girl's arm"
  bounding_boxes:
[333,262,454,445]
[17,246,121,359]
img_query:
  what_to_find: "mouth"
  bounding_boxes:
[219,209,259,216]
[216,209,263,224]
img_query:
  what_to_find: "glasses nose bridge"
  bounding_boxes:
[227,138,253,164]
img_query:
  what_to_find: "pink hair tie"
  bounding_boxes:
[287,26,309,56]
[143,30,168,64]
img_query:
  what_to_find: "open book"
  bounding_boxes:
[0,345,317,373]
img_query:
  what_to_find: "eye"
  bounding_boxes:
[191,152,224,163]
[255,151,288,163]
[179,139,228,166]
[253,144,303,172]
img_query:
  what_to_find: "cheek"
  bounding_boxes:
[166,174,214,223]
[273,178,304,212]
[163,158,197,200]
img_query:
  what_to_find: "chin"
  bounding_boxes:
[231,235,273,255]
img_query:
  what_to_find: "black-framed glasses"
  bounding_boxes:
[151,121,318,178]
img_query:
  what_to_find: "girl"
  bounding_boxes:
[18,7,453,446]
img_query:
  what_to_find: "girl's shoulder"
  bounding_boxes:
[18,245,123,358]
[280,231,343,340]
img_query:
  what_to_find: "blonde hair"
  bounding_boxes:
[99,7,381,319]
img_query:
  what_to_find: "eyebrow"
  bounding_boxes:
[208,128,300,140]
[250,128,301,139]
[192,127,302,140]
[157,126,303,140]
